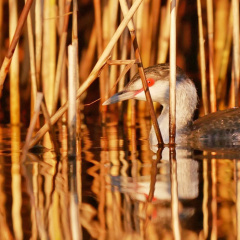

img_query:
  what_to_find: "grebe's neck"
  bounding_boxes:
[149,78,198,145]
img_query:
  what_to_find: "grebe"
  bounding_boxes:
[103,63,240,147]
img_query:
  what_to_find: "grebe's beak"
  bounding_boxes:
[102,89,139,105]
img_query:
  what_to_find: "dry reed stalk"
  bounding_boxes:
[93,0,105,103]
[9,0,20,124]
[119,0,163,145]
[229,66,235,108]
[140,0,151,66]
[21,93,43,162]
[35,0,42,89]
[108,1,119,95]
[150,0,161,65]
[40,101,60,153]
[28,0,144,148]
[0,0,2,62]
[214,0,229,82]
[72,0,81,156]
[0,0,34,96]
[197,0,209,115]
[68,44,77,156]
[169,0,176,145]
[169,147,181,240]
[42,0,56,115]
[217,9,232,109]
[157,0,171,63]
[206,0,216,112]
[53,32,68,113]
[135,0,144,47]
[107,59,136,65]
[53,0,72,113]
[232,0,239,107]
[79,25,97,82]
[25,0,38,118]
[119,28,129,92]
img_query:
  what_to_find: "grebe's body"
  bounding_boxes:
[103,64,240,146]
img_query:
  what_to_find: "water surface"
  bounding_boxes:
[0,114,239,239]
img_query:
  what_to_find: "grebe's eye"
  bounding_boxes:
[147,78,155,87]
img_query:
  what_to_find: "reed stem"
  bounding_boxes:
[197,0,208,115]
[169,0,176,145]
[25,0,38,118]
[0,0,34,95]
[232,0,239,107]
[206,0,216,112]
[68,44,77,156]
[9,0,20,124]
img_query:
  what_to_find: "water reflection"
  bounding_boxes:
[0,122,239,239]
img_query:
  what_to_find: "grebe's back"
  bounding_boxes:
[190,108,240,148]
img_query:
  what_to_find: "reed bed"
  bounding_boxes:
[0,0,238,147]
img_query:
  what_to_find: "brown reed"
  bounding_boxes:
[206,0,216,112]
[197,0,208,115]
[0,0,34,96]
[169,0,177,145]
[9,0,20,125]
[232,0,239,107]
[25,0,38,118]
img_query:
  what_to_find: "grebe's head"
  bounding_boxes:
[103,63,190,107]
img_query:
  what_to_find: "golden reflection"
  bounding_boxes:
[1,114,240,239]
[170,147,181,240]
[11,125,22,240]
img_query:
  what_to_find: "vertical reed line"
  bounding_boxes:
[68,44,77,156]
[141,0,151,66]
[157,0,171,63]
[25,0,38,118]
[79,25,97,82]
[197,0,208,115]
[108,1,119,94]
[11,125,22,239]
[211,158,217,239]
[53,0,71,113]
[119,28,129,92]
[214,0,229,82]
[232,0,239,107]
[202,158,209,238]
[206,0,216,112]
[119,0,163,145]
[150,0,161,65]
[0,0,34,95]
[35,0,42,89]
[170,147,181,240]
[9,0,20,124]
[169,0,176,145]
[42,0,56,115]
[0,0,2,62]
[93,0,105,102]
[217,9,232,109]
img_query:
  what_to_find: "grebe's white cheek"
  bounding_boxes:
[150,81,169,103]
[134,91,147,101]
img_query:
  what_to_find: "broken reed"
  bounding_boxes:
[0,0,239,146]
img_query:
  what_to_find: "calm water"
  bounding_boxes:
[0,112,239,240]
